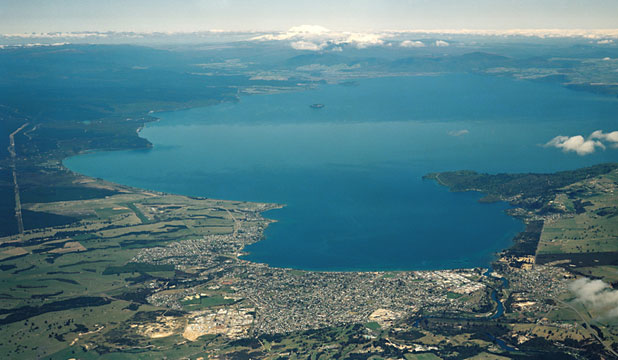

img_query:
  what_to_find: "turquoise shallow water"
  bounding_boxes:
[65,74,618,271]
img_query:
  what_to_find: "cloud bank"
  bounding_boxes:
[250,25,466,51]
[5,28,618,40]
[545,130,618,155]
[569,278,618,319]
[400,40,425,48]
[251,25,384,50]
[384,28,618,39]
[4,28,618,48]
[290,40,324,51]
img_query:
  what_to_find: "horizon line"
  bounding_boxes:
[3,27,618,38]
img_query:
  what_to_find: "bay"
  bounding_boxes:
[64,74,618,271]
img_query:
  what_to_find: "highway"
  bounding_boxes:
[8,122,29,240]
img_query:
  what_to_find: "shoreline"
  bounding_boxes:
[58,80,614,275]
[60,107,529,276]
[61,166,521,275]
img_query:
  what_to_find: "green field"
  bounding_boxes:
[181,295,236,309]
[0,181,276,359]
[537,170,618,255]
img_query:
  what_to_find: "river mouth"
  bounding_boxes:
[64,74,618,271]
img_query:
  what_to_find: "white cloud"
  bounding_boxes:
[344,33,384,48]
[288,25,330,35]
[290,41,325,51]
[383,29,618,39]
[590,130,618,147]
[545,129,618,155]
[448,129,469,137]
[2,31,109,39]
[569,278,618,320]
[251,25,385,51]
[254,25,331,41]
[252,25,328,42]
[400,40,425,48]
[545,135,605,155]
[5,28,618,43]
[435,40,449,47]
[597,39,614,44]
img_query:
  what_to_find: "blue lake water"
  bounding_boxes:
[64,74,618,271]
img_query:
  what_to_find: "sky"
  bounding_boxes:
[1,0,617,34]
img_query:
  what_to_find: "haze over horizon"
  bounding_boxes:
[2,0,618,34]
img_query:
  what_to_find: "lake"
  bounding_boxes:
[64,74,618,271]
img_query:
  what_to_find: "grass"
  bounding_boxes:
[365,321,381,330]
[446,292,463,299]
[181,295,235,308]
[574,266,618,283]
[465,353,510,360]
[94,207,130,219]
[537,171,618,257]
[405,353,442,360]
[546,307,580,322]
[510,323,588,342]
[102,263,175,275]
[0,187,270,359]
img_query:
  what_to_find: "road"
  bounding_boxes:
[8,122,29,240]
[554,297,618,358]
[224,208,240,238]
